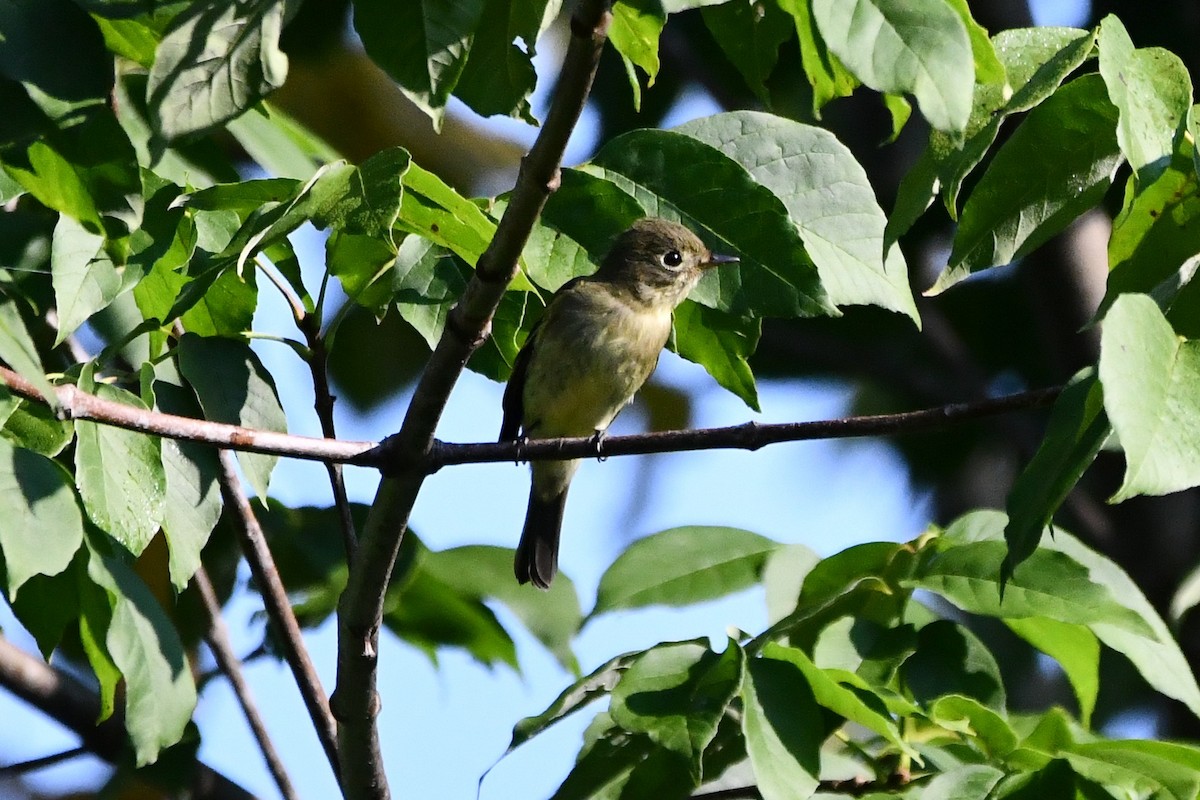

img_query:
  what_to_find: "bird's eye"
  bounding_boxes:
[662,249,683,268]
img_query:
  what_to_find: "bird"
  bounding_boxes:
[500,217,738,588]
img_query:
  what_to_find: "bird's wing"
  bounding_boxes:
[499,322,539,442]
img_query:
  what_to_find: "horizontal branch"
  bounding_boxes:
[0,365,1062,473]
[0,365,373,463]
[419,386,1063,470]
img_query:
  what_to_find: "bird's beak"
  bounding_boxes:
[704,252,739,270]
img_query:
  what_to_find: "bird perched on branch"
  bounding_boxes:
[500,218,738,588]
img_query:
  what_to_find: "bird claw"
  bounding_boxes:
[590,429,607,462]
[514,435,529,465]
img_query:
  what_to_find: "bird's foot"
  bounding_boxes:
[514,435,529,465]
[589,429,608,462]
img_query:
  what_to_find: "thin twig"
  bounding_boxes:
[195,568,300,800]
[215,448,342,784]
[301,315,358,559]
[0,637,256,800]
[0,746,88,776]
[419,386,1063,470]
[331,2,616,796]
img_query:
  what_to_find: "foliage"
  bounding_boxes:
[1,0,1200,797]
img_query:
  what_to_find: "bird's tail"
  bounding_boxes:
[515,488,568,589]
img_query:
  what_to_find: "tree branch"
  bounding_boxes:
[0,636,256,800]
[0,362,1062,471]
[0,364,373,463]
[420,386,1062,470]
[330,2,616,796]
[195,567,299,800]
[214,449,342,784]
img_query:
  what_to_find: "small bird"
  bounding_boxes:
[500,218,738,588]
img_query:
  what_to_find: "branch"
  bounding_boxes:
[0,364,373,463]
[420,386,1063,470]
[0,636,256,800]
[331,1,616,796]
[195,567,300,800]
[215,449,342,783]
[0,362,1063,471]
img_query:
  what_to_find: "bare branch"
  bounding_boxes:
[0,636,256,800]
[214,449,342,784]
[195,568,300,800]
[0,364,373,463]
[331,2,616,796]
[422,386,1062,470]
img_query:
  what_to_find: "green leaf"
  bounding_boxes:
[701,0,793,104]
[0,296,55,407]
[762,543,821,624]
[226,102,337,181]
[154,378,222,591]
[741,654,821,800]
[74,371,167,557]
[176,333,286,499]
[929,695,1018,759]
[352,0,484,129]
[550,721,689,800]
[1100,293,1200,500]
[51,214,145,344]
[147,0,290,140]
[9,557,82,658]
[422,544,582,673]
[384,563,518,669]
[315,146,411,240]
[585,129,835,318]
[936,75,1122,291]
[670,302,760,411]
[676,111,918,322]
[1065,740,1200,800]
[947,509,1200,719]
[777,0,857,116]
[1104,137,1200,319]
[179,263,258,338]
[901,619,1005,710]
[508,652,639,753]
[918,765,1004,800]
[609,639,744,780]
[811,0,973,133]
[1003,369,1109,580]
[609,0,666,106]
[1,399,74,456]
[944,0,1004,88]
[908,538,1152,636]
[931,26,1096,218]
[760,642,913,755]
[77,568,120,722]
[454,0,538,123]
[1097,15,1192,179]
[0,438,84,597]
[85,532,197,765]
[592,526,779,616]
[1006,617,1098,725]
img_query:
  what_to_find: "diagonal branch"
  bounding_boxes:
[215,449,342,783]
[330,2,616,797]
[195,567,299,800]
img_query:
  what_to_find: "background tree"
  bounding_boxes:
[3,0,1200,798]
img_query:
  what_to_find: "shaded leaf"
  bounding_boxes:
[670,301,760,411]
[147,0,290,140]
[741,654,821,800]
[176,333,286,499]
[0,438,84,597]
